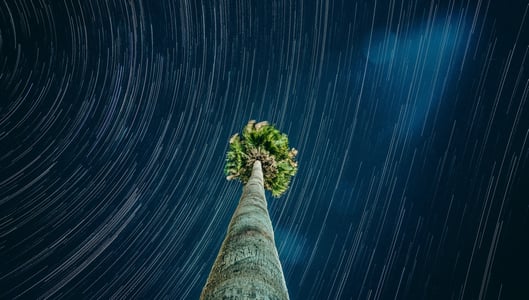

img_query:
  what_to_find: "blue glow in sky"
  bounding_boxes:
[364,13,469,135]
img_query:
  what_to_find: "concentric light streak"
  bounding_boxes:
[1,0,528,299]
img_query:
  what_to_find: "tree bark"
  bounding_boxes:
[201,160,289,300]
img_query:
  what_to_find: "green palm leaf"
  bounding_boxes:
[225,120,298,197]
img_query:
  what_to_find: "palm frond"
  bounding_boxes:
[224,120,298,197]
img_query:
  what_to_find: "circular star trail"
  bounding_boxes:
[1,0,528,299]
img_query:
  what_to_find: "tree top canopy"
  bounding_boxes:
[225,120,298,197]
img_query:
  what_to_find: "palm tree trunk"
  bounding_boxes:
[201,160,289,300]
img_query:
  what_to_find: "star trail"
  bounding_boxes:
[1,0,528,299]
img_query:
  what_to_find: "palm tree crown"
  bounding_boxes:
[225,120,298,197]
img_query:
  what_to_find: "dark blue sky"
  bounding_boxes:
[1,0,528,299]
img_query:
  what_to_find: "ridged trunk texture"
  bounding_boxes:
[201,160,289,300]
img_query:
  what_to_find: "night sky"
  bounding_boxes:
[1,0,529,299]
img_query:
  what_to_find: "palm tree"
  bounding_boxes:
[201,120,298,300]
